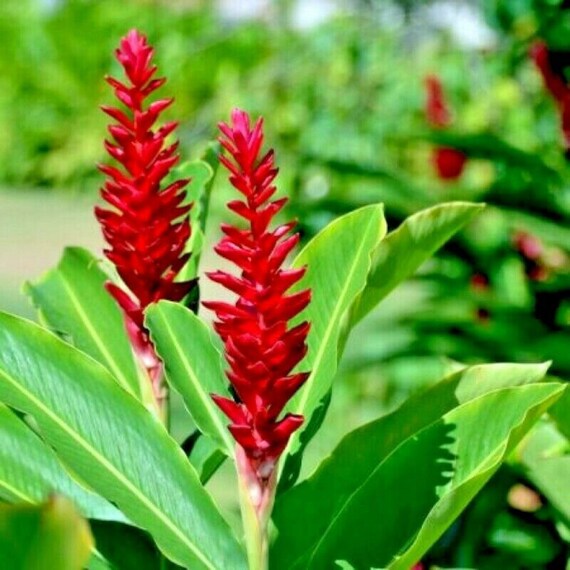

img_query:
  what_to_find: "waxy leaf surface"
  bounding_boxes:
[146,301,233,455]
[24,247,141,398]
[0,403,123,522]
[280,204,386,479]
[0,312,246,570]
[271,363,560,569]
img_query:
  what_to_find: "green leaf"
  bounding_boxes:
[280,203,481,488]
[24,247,142,399]
[146,301,234,455]
[0,496,93,570]
[0,312,246,570]
[280,204,386,477]
[0,403,123,522]
[348,202,484,328]
[271,363,559,570]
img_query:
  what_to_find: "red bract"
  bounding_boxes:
[424,75,467,180]
[531,40,570,154]
[95,30,195,403]
[204,109,311,482]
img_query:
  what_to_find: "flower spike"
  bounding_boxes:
[205,109,311,487]
[96,30,196,412]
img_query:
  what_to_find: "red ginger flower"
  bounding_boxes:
[204,109,311,480]
[531,40,570,154]
[95,30,195,400]
[424,75,467,180]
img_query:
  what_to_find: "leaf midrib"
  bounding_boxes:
[152,308,233,454]
[305,385,555,568]
[58,275,136,396]
[0,366,215,570]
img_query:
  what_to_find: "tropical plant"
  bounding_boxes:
[0,29,567,570]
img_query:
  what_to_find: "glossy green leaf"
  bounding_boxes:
[280,204,386,474]
[24,247,141,398]
[348,202,484,328]
[280,203,482,488]
[271,363,559,569]
[146,301,234,455]
[0,496,93,570]
[0,403,123,522]
[0,312,246,570]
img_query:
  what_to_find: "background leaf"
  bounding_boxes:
[271,363,559,569]
[0,312,246,570]
[24,247,142,399]
[0,496,93,570]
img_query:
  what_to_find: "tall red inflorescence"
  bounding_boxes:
[96,30,195,405]
[204,109,311,485]
[530,40,570,155]
[424,75,467,180]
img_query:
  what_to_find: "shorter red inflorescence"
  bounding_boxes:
[205,109,311,482]
[96,30,196,400]
[424,75,467,180]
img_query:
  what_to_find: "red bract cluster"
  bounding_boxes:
[204,109,311,479]
[531,41,570,155]
[424,75,467,180]
[96,30,195,397]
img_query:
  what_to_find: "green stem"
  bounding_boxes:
[238,473,269,570]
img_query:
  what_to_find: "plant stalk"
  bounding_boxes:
[236,446,275,570]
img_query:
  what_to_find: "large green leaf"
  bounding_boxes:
[0,496,93,570]
[0,403,123,522]
[348,201,484,328]
[271,363,560,569]
[279,203,482,488]
[280,204,386,475]
[0,312,246,570]
[146,301,233,455]
[24,247,142,399]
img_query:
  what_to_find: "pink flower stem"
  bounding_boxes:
[236,445,275,570]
